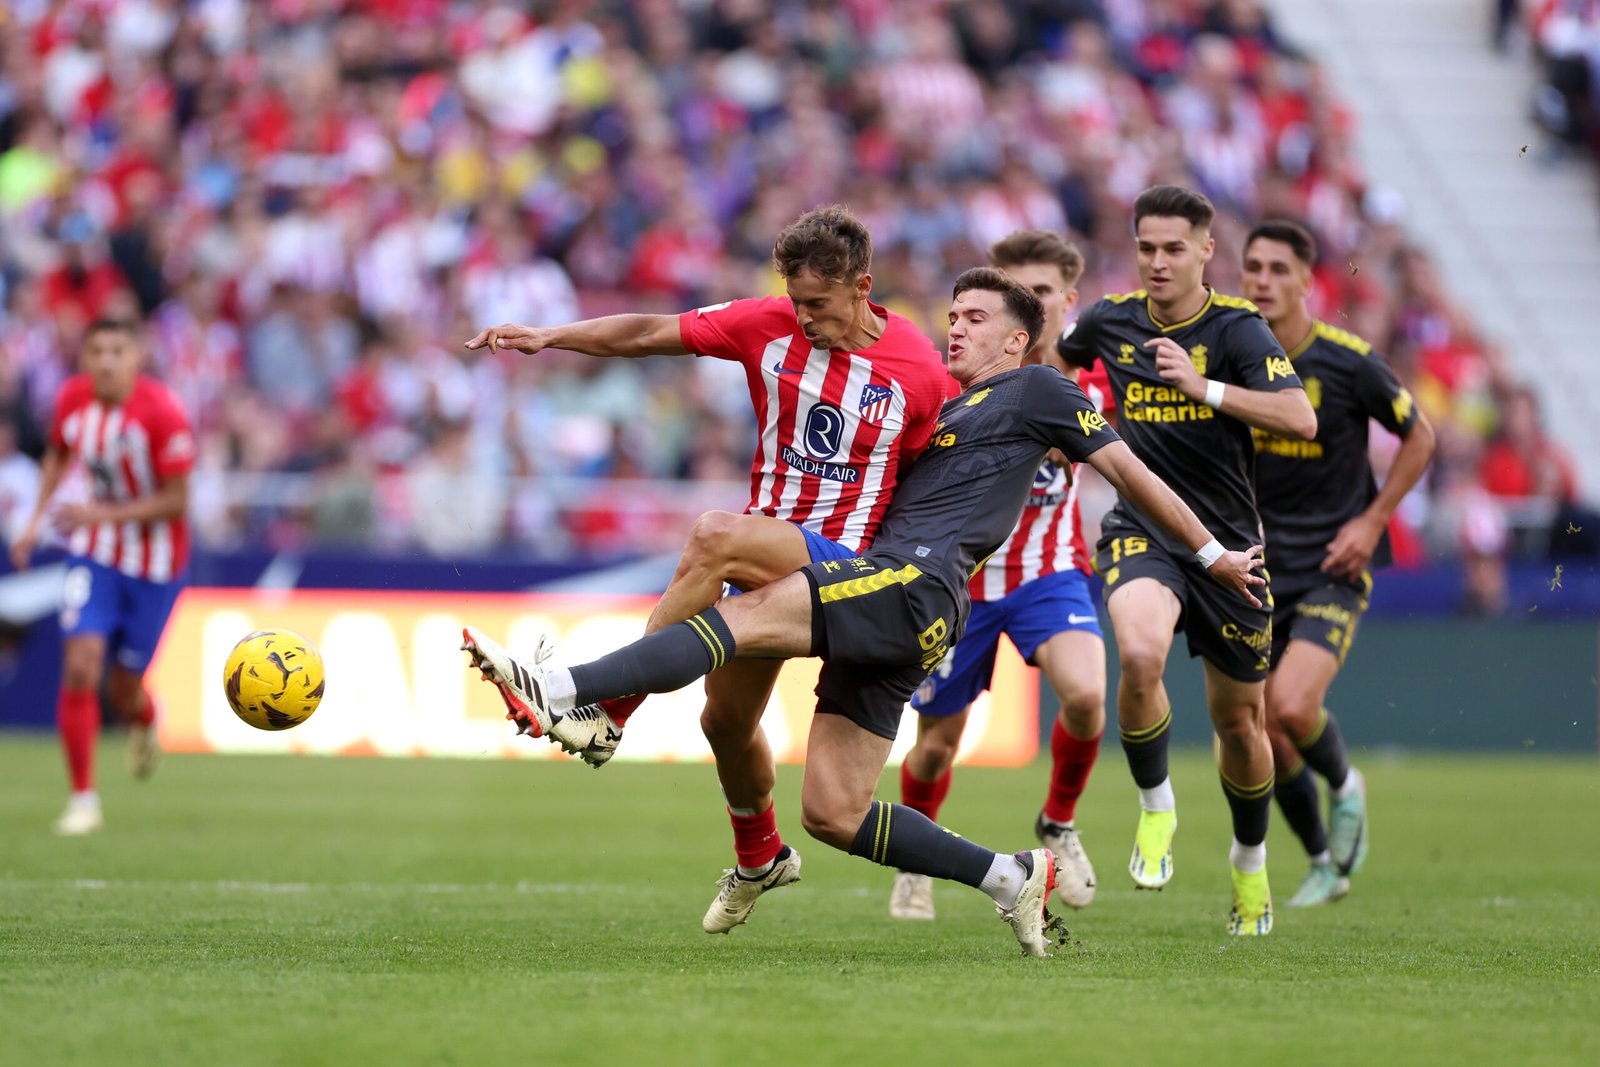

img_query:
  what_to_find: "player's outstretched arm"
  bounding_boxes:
[464,314,690,359]
[1146,337,1317,440]
[1323,409,1436,579]
[8,445,69,571]
[1087,441,1266,607]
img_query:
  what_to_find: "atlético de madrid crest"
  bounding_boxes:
[858,383,893,426]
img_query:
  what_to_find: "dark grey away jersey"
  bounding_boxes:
[1058,288,1301,555]
[1254,320,1419,584]
[869,364,1119,592]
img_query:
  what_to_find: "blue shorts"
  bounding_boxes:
[911,569,1101,718]
[58,557,185,673]
[725,522,855,595]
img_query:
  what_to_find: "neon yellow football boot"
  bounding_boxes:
[1228,864,1274,935]
[1128,809,1177,889]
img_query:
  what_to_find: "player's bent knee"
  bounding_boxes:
[799,801,862,850]
[1265,684,1318,737]
[1118,643,1167,689]
[684,511,741,568]
[61,646,103,692]
[62,663,101,692]
[699,702,760,746]
[106,676,142,711]
[1213,710,1266,751]
[1057,689,1105,731]
[913,736,958,776]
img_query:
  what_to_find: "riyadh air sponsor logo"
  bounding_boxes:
[803,402,845,459]
[780,446,862,483]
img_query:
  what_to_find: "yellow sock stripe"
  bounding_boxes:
[1219,769,1276,800]
[872,801,893,865]
[1280,757,1308,780]
[1297,706,1329,749]
[817,563,923,603]
[684,615,722,669]
[1119,708,1172,744]
[684,615,726,670]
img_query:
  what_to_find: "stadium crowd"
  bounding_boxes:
[1523,0,1600,167]
[0,0,1587,592]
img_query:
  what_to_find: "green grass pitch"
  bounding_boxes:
[1,734,1596,1066]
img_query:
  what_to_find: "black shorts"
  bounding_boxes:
[800,555,964,741]
[1094,525,1274,683]
[1269,572,1372,669]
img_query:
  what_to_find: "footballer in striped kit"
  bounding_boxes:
[10,319,195,836]
[463,207,955,928]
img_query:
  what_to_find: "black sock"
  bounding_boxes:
[1297,707,1350,790]
[849,800,996,887]
[1220,770,1274,848]
[1120,708,1171,789]
[568,609,735,706]
[1274,761,1328,857]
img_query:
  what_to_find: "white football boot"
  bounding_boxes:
[127,708,161,781]
[53,793,103,836]
[549,702,623,768]
[460,627,623,766]
[461,626,557,737]
[1036,815,1096,909]
[999,848,1064,958]
[889,871,936,920]
[702,847,803,933]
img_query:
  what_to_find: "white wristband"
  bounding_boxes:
[1203,379,1227,410]
[1193,538,1225,568]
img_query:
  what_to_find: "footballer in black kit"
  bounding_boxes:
[802,362,1119,740]
[1255,320,1420,666]
[1058,288,1303,680]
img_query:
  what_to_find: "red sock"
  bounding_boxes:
[729,806,783,870]
[58,688,100,793]
[1043,720,1102,825]
[600,694,646,727]
[900,764,953,822]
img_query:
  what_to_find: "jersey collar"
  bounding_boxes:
[1147,287,1215,333]
[1284,321,1319,360]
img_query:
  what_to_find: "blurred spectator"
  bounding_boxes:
[1528,0,1600,161]
[1479,386,1579,507]
[0,419,41,546]
[405,418,506,557]
[1458,485,1512,617]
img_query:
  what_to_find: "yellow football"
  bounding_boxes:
[222,629,325,731]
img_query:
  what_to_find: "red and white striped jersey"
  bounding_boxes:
[680,297,953,552]
[49,375,195,582]
[970,363,1113,602]
[970,459,1091,601]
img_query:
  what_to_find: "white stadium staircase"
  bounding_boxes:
[1273,0,1600,501]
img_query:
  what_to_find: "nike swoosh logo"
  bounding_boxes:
[1067,614,1096,625]
[772,364,804,376]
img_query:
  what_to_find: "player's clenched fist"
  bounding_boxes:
[1146,336,1206,400]
[464,323,554,354]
